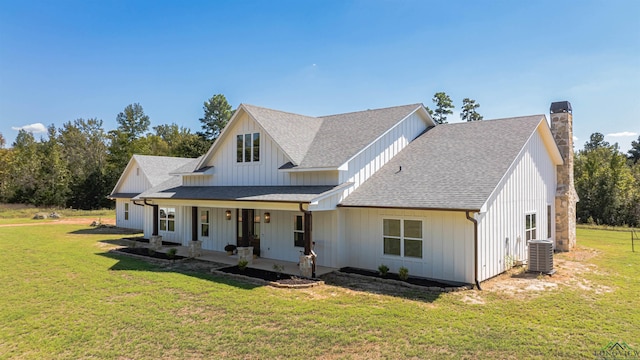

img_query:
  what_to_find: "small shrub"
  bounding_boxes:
[378,264,389,277]
[398,267,409,281]
[238,259,248,270]
[167,248,177,260]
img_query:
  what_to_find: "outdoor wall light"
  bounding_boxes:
[264,212,270,223]
[225,210,231,220]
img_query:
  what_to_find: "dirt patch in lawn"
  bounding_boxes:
[0,217,116,227]
[458,246,611,303]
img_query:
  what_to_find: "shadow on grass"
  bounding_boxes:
[69,227,143,236]
[320,272,442,303]
[96,250,262,290]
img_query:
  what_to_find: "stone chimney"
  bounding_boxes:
[550,101,577,251]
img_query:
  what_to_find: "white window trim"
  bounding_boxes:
[236,132,261,164]
[382,217,423,259]
[200,209,210,238]
[293,214,304,248]
[124,202,129,221]
[159,207,176,233]
[525,212,537,242]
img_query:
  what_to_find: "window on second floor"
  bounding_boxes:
[237,133,260,163]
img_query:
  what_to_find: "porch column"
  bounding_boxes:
[191,206,198,241]
[152,205,159,236]
[304,211,312,255]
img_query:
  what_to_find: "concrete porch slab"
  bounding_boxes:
[132,241,336,277]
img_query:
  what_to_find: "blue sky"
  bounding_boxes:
[1,0,638,152]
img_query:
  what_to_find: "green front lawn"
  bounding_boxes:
[0,223,638,359]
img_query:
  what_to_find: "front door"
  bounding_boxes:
[237,209,260,257]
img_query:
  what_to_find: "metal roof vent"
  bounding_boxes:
[528,240,555,274]
[550,101,572,114]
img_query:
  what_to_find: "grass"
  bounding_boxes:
[0,204,114,219]
[0,222,638,359]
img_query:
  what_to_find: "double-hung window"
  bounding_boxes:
[159,207,175,232]
[294,215,304,247]
[237,133,260,163]
[526,213,536,241]
[547,205,552,239]
[201,210,209,237]
[124,202,129,220]
[383,219,423,258]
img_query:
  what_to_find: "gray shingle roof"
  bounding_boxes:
[137,184,343,203]
[243,104,323,165]
[299,104,424,168]
[134,155,197,187]
[242,103,424,168]
[339,115,546,210]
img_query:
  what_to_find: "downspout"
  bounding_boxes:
[465,211,482,290]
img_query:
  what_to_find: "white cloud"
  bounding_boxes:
[11,123,47,133]
[606,131,638,137]
[573,136,579,142]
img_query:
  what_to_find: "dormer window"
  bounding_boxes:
[237,132,260,163]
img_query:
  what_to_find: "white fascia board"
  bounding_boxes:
[478,116,556,213]
[279,166,339,173]
[336,105,432,170]
[110,155,139,196]
[537,117,563,165]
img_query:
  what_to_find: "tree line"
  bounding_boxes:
[575,133,640,226]
[0,93,638,228]
[0,94,233,209]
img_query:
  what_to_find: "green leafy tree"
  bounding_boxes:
[116,103,150,140]
[584,132,609,151]
[107,104,152,184]
[59,118,111,209]
[198,94,234,142]
[628,135,640,164]
[154,123,208,157]
[429,92,454,125]
[32,125,69,206]
[575,134,638,226]
[0,147,14,202]
[0,132,5,148]
[460,98,483,122]
[9,130,39,204]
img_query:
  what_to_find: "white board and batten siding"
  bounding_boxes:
[184,112,338,187]
[142,204,185,243]
[114,160,151,230]
[338,111,427,201]
[342,207,475,284]
[115,199,144,230]
[477,127,557,281]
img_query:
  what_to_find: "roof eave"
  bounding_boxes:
[337,204,481,213]
[279,166,340,173]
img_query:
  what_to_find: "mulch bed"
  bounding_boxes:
[123,237,182,247]
[339,267,458,288]
[117,247,186,261]
[219,265,318,286]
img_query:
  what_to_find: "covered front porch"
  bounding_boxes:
[139,185,347,270]
[138,241,336,277]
